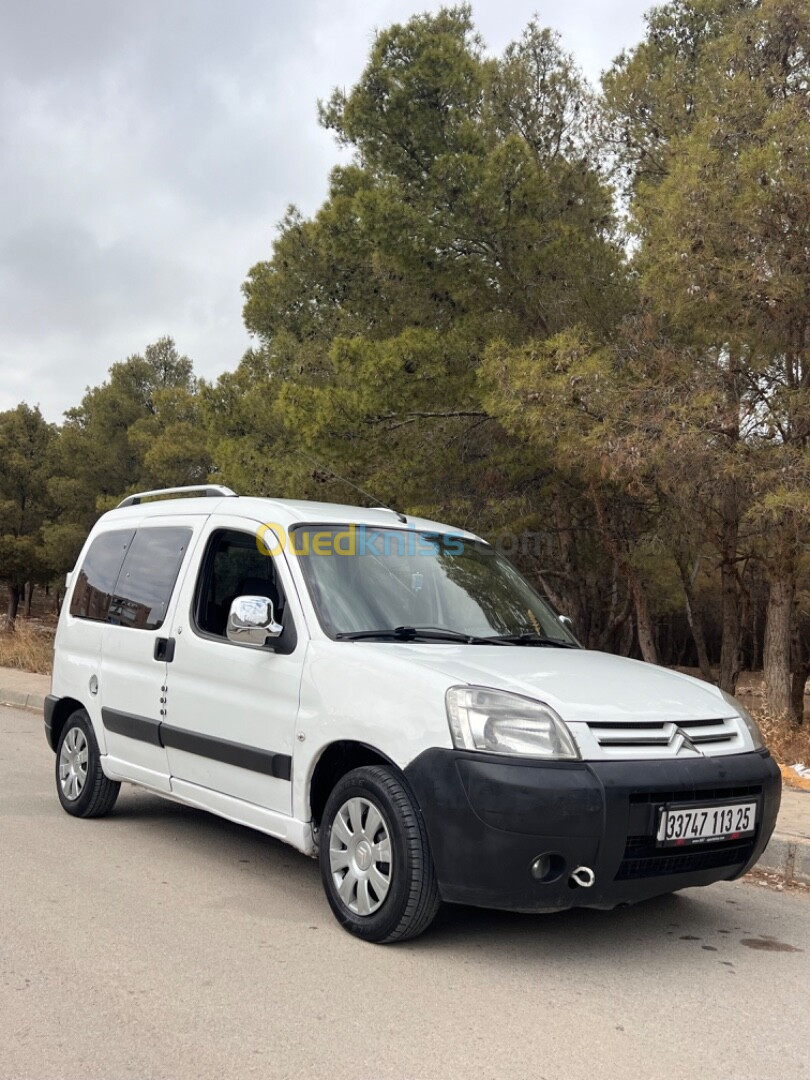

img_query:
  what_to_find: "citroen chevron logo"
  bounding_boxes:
[672,727,702,756]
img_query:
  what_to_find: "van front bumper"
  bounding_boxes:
[404,748,781,912]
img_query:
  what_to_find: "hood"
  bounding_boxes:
[378,644,732,725]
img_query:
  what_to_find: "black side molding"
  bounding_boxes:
[100,707,291,781]
[161,725,292,781]
[102,707,163,746]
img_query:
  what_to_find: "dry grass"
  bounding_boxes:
[754,707,810,770]
[733,682,810,787]
[0,621,55,674]
[675,666,809,769]
[730,676,809,765]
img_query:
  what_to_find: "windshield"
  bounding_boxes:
[293,525,578,644]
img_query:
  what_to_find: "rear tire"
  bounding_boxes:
[319,765,440,943]
[55,709,120,818]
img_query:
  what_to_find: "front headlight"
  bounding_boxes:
[445,686,580,760]
[721,689,764,750]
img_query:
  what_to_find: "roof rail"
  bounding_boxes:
[116,485,237,509]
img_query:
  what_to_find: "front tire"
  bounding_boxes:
[319,765,440,943]
[55,709,120,818]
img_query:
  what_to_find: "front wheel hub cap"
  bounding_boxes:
[329,797,393,916]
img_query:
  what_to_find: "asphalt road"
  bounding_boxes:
[2,703,807,1080]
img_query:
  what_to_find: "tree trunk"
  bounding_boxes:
[6,584,20,628]
[24,581,34,617]
[597,578,632,652]
[790,617,807,727]
[534,572,566,614]
[792,667,808,727]
[589,485,658,664]
[718,496,742,693]
[619,612,634,657]
[552,498,589,644]
[677,556,714,683]
[763,572,794,724]
[632,578,659,665]
[750,598,761,672]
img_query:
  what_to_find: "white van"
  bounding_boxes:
[46,485,781,942]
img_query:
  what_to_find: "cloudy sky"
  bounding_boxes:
[0,0,652,422]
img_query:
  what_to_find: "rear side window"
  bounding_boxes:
[108,527,192,630]
[69,530,134,622]
[69,525,191,630]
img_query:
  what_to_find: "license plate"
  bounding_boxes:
[656,801,757,847]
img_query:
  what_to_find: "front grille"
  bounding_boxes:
[615,835,756,880]
[617,785,762,879]
[580,716,744,759]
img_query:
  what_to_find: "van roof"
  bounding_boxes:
[102,491,482,542]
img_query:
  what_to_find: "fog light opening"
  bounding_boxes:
[530,852,565,883]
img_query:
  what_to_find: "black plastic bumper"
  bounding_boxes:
[44,694,60,751]
[404,748,781,912]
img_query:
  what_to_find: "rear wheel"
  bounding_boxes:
[319,765,440,943]
[56,709,120,818]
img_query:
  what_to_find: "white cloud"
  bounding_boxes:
[0,0,650,420]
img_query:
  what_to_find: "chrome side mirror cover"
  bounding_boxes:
[226,595,283,647]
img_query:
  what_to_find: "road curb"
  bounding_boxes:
[756,833,810,885]
[1,688,46,712]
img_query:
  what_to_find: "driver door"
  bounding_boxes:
[162,519,304,816]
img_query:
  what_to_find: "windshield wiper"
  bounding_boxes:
[335,625,508,645]
[486,632,579,648]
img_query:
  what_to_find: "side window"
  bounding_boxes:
[107,526,192,631]
[69,530,135,622]
[195,529,285,638]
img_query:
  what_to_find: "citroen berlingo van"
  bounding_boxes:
[45,485,781,942]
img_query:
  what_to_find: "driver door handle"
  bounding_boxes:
[154,637,176,662]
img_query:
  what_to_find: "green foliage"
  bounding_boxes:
[612,9,809,526]
[601,0,755,194]
[55,337,210,528]
[0,404,58,610]
[2,3,807,702]
[234,10,628,534]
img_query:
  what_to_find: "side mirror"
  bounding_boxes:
[226,595,283,647]
[558,614,575,632]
